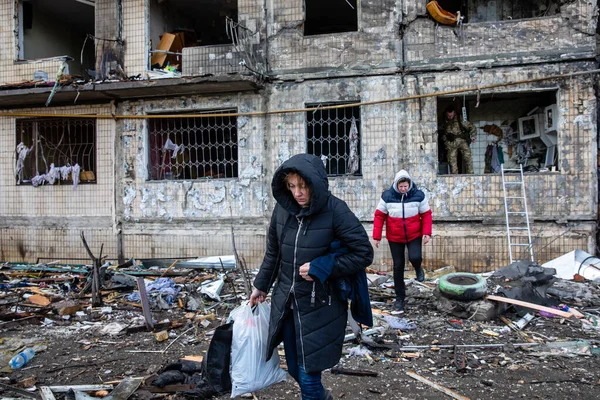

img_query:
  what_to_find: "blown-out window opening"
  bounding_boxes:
[432,0,562,23]
[304,0,358,36]
[437,90,559,176]
[306,102,362,177]
[148,110,239,181]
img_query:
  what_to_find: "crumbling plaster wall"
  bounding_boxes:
[403,0,597,70]
[116,92,269,260]
[267,0,402,77]
[0,1,62,84]
[0,104,116,262]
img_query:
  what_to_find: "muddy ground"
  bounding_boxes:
[1,275,600,400]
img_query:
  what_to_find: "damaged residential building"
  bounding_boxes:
[0,1,598,272]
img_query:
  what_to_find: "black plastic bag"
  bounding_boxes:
[203,322,233,393]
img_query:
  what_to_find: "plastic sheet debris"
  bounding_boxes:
[528,340,599,357]
[199,275,225,301]
[99,322,126,336]
[382,315,417,330]
[140,255,236,270]
[542,250,600,281]
[128,277,180,306]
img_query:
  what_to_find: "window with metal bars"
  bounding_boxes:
[15,118,96,185]
[148,110,238,181]
[306,102,361,177]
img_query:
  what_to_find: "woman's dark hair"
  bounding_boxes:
[444,105,456,113]
[398,178,411,184]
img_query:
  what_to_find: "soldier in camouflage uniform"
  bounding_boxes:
[440,106,477,174]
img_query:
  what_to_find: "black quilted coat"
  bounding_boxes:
[253,154,374,374]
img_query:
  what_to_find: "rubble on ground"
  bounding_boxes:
[0,255,599,399]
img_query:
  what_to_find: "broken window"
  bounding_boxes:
[437,91,558,175]
[435,0,561,23]
[304,0,358,36]
[16,0,96,77]
[149,0,238,70]
[306,102,362,176]
[148,111,238,180]
[15,118,97,186]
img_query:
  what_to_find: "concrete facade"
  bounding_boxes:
[0,1,598,273]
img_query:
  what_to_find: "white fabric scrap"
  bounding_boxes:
[71,164,81,190]
[347,117,359,174]
[164,138,183,159]
[15,142,31,185]
[348,345,372,357]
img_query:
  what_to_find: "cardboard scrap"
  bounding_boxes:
[28,294,51,306]
[151,32,184,68]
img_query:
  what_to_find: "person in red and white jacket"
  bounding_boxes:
[373,169,432,312]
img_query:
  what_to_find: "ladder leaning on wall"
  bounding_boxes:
[500,164,535,263]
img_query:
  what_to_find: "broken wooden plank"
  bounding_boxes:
[330,367,378,377]
[406,370,470,400]
[108,377,143,400]
[125,320,185,334]
[486,295,572,318]
[567,307,585,318]
[136,276,154,330]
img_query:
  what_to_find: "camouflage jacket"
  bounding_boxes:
[442,117,476,144]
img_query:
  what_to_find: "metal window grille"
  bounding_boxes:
[148,110,238,181]
[15,118,97,184]
[306,103,361,176]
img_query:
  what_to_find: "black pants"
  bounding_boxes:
[389,238,422,300]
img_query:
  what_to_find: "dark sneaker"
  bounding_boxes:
[415,267,425,282]
[393,299,404,312]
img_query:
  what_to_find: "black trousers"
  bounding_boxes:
[388,238,422,300]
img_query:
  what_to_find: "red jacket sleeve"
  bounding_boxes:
[421,209,432,236]
[373,209,388,241]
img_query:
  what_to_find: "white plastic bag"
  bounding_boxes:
[230,302,287,397]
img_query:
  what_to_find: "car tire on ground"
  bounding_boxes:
[438,272,487,301]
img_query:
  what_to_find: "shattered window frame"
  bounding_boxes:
[14,0,96,76]
[304,0,358,36]
[147,110,239,181]
[305,102,362,177]
[148,0,239,72]
[436,90,559,176]
[15,118,97,186]
[435,0,562,23]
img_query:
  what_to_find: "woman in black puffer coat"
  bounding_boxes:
[251,154,374,400]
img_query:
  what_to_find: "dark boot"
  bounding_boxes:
[393,298,404,312]
[415,266,425,282]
